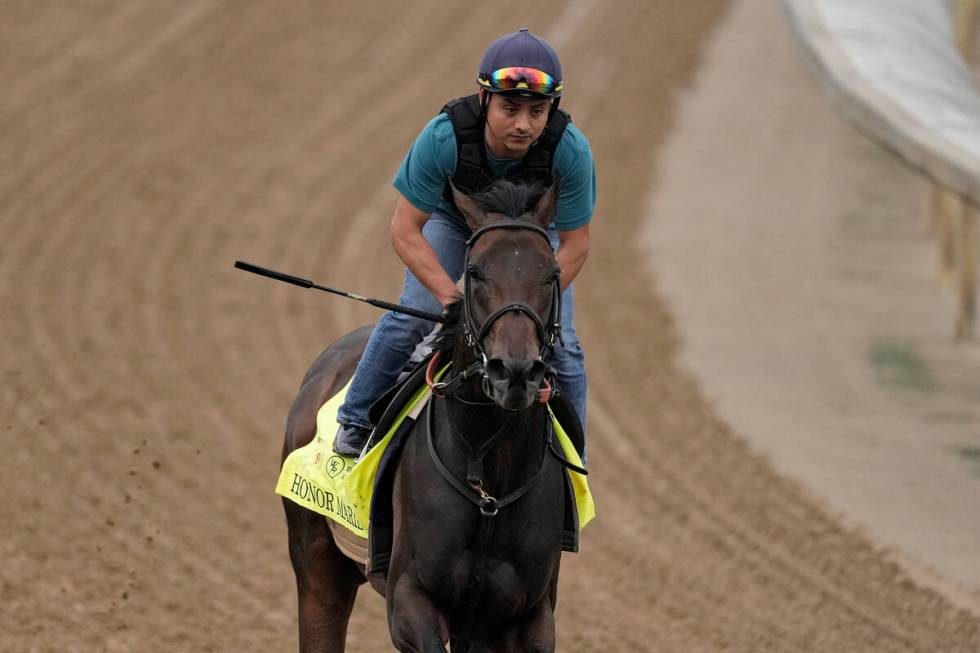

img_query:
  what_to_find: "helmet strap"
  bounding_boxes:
[479,90,490,120]
[548,96,561,120]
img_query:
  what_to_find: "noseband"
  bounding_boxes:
[461,220,564,368]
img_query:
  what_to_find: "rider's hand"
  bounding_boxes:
[440,298,462,325]
[436,285,463,309]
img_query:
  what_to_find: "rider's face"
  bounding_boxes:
[483,92,551,158]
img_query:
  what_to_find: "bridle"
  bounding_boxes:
[423,218,584,651]
[460,219,563,386]
[431,218,563,400]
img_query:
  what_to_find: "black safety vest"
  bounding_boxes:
[440,94,571,210]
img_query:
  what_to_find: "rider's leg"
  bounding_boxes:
[547,284,587,425]
[335,213,469,435]
[545,227,587,425]
[544,228,588,462]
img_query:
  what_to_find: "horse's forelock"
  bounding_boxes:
[471,180,545,221]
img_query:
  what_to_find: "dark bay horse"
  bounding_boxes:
[282,181,570,652]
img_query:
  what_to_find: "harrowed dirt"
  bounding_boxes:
[2,2,979,652]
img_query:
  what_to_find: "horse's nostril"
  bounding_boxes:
[485,358,508,382]
[484,357,546,410]
[528,359,547,385]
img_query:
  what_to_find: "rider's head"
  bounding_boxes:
[477,28,563,158]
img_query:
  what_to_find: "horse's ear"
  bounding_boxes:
[531,179,560,228]
[450,182,490,230]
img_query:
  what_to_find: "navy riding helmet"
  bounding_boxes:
[477,28,563,112]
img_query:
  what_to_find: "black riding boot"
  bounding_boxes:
[333,423,372,457]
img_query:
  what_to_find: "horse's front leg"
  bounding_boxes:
[482,596,555,653]
[387,569,450,652]
[515,597,556,653]
[284,499,363,652]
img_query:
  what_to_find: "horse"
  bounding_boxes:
[281,180,573,652]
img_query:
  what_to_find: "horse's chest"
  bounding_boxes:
[394,428,566,618]
[414,507,563,615]
[414,551,555,626]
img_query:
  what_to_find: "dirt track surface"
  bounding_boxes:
[2,2,979,651]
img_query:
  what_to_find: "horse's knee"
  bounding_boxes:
[387,577,448,652]
[518,600,555,653]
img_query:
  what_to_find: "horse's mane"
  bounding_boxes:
[471,180,545,220]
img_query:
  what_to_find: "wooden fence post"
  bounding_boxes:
[948,0,978,339]
[931,186,961,286]
[956,203,978,339]
[954,0,979,57]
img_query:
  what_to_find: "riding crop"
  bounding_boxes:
[233,260,448,324]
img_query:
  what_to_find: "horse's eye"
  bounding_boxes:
[467,266,486,282]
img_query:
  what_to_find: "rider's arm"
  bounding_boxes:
[555,223,590,290]
[551,124,594,290]
[389,194,463,308]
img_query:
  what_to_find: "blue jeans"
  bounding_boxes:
[337,211,587,436]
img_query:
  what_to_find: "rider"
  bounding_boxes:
[334,27,596,456]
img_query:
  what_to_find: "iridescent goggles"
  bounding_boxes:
[478,66,562,97]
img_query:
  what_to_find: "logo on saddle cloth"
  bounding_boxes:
[275,376,595,540]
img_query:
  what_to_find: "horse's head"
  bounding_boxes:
[451,180,562,411]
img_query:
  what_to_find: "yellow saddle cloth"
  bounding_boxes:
[276,379,595,540]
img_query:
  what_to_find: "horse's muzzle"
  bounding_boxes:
[484,357,548,410]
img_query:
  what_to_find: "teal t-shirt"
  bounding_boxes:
[393,113,596,231]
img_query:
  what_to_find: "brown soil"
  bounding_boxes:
[1,2,978,651]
